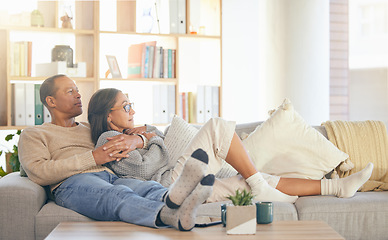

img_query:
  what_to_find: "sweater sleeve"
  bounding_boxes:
[18,127,96,187]
[100,131,170,181]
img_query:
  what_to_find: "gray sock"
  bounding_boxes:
[165,148,209,209]
[160,174,215,231]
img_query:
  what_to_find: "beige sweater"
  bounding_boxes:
[18,122,111,191]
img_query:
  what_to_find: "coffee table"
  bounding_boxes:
[46,220,344,240]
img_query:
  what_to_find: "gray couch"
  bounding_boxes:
[1,122,387,240]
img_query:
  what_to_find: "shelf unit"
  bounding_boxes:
[0,0,222,130]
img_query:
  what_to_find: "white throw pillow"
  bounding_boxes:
[164,115,199,163]
[242,99,349,180]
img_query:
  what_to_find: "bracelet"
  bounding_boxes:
[135,134,148,149]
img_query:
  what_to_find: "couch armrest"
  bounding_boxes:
[0,172,47,240]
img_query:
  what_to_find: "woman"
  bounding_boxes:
[88,88,374,203]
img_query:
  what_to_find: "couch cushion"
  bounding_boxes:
[35,201,93,240]
[295,192,388,240]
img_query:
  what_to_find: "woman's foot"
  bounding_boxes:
[160,174,215,231]
[321,162,374,198]
[246,172,298,203]
[165,149,209,208]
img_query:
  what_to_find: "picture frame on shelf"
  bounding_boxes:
[106,55,122,78]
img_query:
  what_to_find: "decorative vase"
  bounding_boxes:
[31,10,44,27]
[226,205,256,235]
[52,45,73,68]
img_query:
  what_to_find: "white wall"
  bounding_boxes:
[222,0,330,125]
[349,68,388,125]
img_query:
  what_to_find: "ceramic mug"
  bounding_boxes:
[221,203,227,227]
[256,202,273,224]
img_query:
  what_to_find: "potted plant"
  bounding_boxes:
[225,189,256,235]
[0,130,21,176]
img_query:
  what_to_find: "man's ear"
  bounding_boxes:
[46,96,56,108]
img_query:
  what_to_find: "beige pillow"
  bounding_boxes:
[242,98,349,180]
[164,115,199,163]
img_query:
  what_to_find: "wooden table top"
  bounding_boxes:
[45,220,345,240]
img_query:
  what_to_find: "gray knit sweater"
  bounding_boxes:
[95,125,175,187]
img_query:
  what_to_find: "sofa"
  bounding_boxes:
[1,121,388,240]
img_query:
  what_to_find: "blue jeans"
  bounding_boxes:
[53,171,167,228]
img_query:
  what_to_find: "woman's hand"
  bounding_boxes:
[124,126,147,135]
[143,131,156,140]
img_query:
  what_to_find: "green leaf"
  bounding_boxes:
[5,134,14,141]
[16,130,22,135]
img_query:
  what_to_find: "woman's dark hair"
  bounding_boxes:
[40,74,66,107]
[88,88,121,144]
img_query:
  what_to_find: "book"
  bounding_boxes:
[168,49,172,78]
[153,46,161,79]
[169,0,178,34]
[187,92,195,123]
[163,49,169,78]
[148,46,155,78]
[171,49,176,78]
[128,43,145,78]
[141,41,157,78]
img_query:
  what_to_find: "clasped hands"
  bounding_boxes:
[92,126,157,165]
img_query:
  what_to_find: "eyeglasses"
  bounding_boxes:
[110,102,134,113]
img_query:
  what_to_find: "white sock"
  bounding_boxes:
[246,172,298,203]
[165,148,209,209]
[160,174,215,231]
[321,162,374,198]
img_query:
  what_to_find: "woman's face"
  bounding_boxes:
[107,92,135,132]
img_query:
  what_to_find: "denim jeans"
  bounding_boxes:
[53,171,167,228]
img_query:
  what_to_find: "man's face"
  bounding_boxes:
[50,76,83,118]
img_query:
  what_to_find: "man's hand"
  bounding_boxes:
[92,135,130,165]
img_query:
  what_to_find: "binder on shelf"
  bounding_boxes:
[196,86,205,123]
[159,84,169,124]
[12,83,26,126]
[152,84,161,123]
[212,86,219,118]
[34,84,44,125]
[43,106,52,123]
[167,85,176,122]
[204,86,213,121]
[25,83,35,126]
[169,0,186,34]
[169,0,178,34]
[177,0,186,34]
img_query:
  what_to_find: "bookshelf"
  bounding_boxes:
[0,0,222,130]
